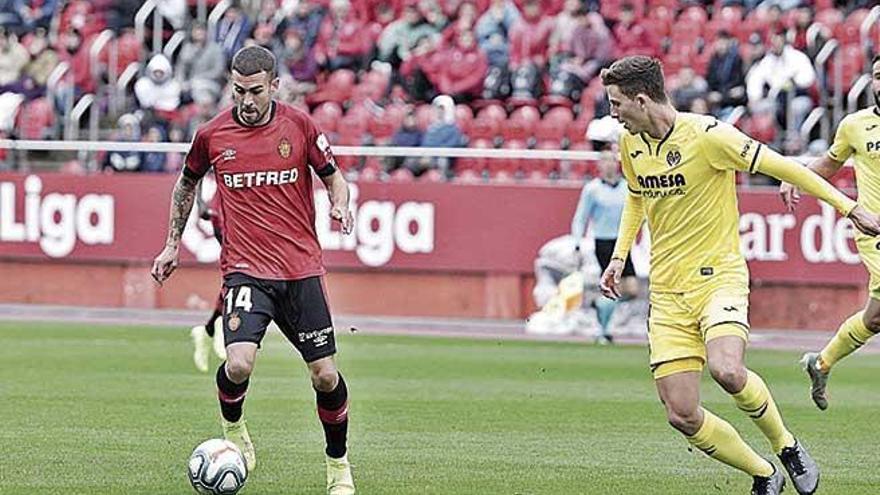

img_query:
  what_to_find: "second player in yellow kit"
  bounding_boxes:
[780,54,880,412]
[600,56,880,495]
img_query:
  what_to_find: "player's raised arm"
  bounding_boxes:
[152,130,210,284]
[779,155,845,212]
[701,120,880,236]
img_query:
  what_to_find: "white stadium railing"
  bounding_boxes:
[0,140,604,160]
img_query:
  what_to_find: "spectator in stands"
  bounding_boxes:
[741,33,765,71]
[788,4,813,56]
[706,31,746,117]
[176,21,226,103]
[508,0,554,100]
[277,28,318,87]
[22,28,57,89]
[102,114,144,173]
[378,1,439,67]
[432,30,488,101]
[106,0,141,31]
[215,6,251,60]
[670,67,708,112]
[689,96,709,114]
[253,0,286,31]
[441,1,477,47]
[156,0,188,31]
[0,0,58,34]
[475,0,519,69]
[250,22,279,52]
[419,0,448,30]
[186,92,217,140]
[141,124,168,173]
[417,94,464,176]
[746,30,815,132]
[387,107,423,171]
[509,0,554,70]
[613,3,658,58]
[314,0,371,71]
[548,10,613,101]
[166,126,185,172]
[282,0,324,50]
[399,34,440,101]
[135,54,182,120]
[548,0,582,59]
[0,28,28,86]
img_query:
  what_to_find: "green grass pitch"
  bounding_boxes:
[1,322,879,494]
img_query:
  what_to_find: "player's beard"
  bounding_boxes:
[239,103,266,126]
[874,90,880,109]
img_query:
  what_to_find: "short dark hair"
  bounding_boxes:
[231,45,276,78]
[872,53,880,67]
[600,56,668,103]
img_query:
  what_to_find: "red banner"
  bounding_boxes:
[0,173,869,286]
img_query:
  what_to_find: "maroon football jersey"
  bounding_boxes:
[184,101,338,280]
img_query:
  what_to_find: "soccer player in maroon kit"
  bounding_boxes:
[151,46,356,494]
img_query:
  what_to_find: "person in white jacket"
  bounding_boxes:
[746,31,816,133]
[134,54,182,113]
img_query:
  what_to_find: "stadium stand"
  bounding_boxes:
[0,0,876,181]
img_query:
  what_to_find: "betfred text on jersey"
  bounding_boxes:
[221,167,299,189]
[0,175,114,257]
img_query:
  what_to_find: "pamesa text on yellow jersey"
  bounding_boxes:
[618,113,764,293]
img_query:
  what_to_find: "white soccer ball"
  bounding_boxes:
[187,439,248,495]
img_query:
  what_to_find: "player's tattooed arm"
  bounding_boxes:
[152,171,199,284]
[166,172,199,247]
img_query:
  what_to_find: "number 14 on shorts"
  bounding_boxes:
[225,287,253,313]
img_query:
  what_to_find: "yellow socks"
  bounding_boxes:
[732,370,795,454]
[686,408,774,477]
[819,311,876,372]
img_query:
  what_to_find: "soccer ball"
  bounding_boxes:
[187,439,248,494]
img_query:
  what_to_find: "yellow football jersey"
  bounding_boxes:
[828,107,880,213]
[618,113,764,292]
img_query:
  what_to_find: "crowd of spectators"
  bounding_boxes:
[0,0,875,179]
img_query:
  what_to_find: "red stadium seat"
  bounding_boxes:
[389,167,415,182]
[467,118,500,141]
[455,104,474,134]
[476,103,507,123]
[544,106,575,124]
[455,168,483,183]
[566,118,591,145]
[534,119,567,144]
[421,169,446,182]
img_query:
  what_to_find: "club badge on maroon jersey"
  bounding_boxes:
[228,312,241,332]
[278,138,292,159]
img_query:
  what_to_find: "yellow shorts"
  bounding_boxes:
[648,284,750,379]
[856,233,880,300]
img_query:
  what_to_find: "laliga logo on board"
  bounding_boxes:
[181,181,435,267]
[315,183,435,267]
[0,175,114,257]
